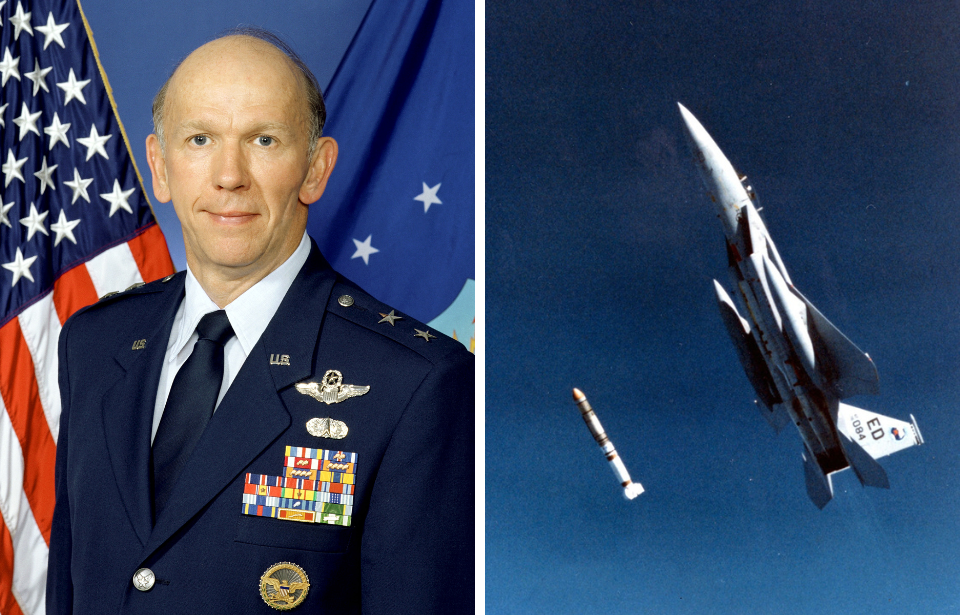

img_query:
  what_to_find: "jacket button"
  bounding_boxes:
[132,568,155,592]
[338,294,354,307]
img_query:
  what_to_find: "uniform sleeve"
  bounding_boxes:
[360,348,475,613]
[47,316,75,614]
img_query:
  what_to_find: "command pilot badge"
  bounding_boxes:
[295,370,369,404]
[260,562,309,610]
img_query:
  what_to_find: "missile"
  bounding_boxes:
[572,388,644,500]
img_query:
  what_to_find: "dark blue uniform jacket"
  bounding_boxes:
[46,242,474,614]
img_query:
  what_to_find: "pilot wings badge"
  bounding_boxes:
[295,370,370,405]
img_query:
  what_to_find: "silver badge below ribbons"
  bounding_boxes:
[306,417,349,439]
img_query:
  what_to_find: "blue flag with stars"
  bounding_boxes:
[307,0,474,351]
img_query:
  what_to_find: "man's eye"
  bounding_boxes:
[257,136,274,146]
[190,135,208,146]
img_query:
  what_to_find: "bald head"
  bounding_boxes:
[143,28,339,307]
[152,30,326,153]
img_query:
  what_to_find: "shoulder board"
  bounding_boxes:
[327,281,467,362]
[94,270,183,306]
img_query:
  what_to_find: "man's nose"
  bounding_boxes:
[214,142,249,191]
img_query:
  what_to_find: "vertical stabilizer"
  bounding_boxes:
[838,432,891,489]
[836,403,924,460]
[803,452,834,509]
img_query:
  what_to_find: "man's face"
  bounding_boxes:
[146,37,336,283]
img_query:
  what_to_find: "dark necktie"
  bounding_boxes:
[152,309,234,517]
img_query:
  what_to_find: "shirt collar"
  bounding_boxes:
[168,232,311,359]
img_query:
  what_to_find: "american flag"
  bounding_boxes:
[0,1,174,613]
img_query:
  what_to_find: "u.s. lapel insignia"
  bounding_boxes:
[270,354,291,366]
[306,417,348,439]
[131,339,146,350]
[295,370,370,405]
[260,562,309,610]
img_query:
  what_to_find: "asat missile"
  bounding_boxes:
[678,102,923,508]
[572,388,644,500]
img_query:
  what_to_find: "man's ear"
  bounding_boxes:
[145,134,171,203]
[300,137,338,205]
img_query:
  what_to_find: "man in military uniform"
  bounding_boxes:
[47,30,474,614]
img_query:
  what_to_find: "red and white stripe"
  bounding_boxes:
[0,224,174,615]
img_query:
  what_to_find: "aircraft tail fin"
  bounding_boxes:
[838,431,890,489]
[803,451,834,509]
[760,401,791,434]
[836,402,924,460]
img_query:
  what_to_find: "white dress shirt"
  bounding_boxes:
[151,232,311,443]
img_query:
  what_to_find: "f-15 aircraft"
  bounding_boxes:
[678,103,923,508]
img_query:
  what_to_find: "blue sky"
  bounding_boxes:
[487,1,960,613]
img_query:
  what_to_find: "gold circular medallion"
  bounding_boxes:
[259,562,310,610]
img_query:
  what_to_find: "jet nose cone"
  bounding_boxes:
[678,103,750,234]
[677,102,696,129]
[676,102,714,152]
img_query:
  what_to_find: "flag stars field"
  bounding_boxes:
[0,46,20,84]
[57,68,89,105]
[77,124,111,160]
[100,179,134,216]
[25,57,51,94]
[50,210,79,246]
[351,234,379,265]
[2,246,36,286]
[3,149,26,185]
[9,1,33,40]
[0,201,12,227]
[35,11,68,50]
[414,181,441,213]
[33,156,56,193]
[44,111,70,149]
[13,102,41,140]
[64,167,92,203]
[19,202,47,240]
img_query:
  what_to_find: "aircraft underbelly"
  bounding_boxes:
[736,275,848,467]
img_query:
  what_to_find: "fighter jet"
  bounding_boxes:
[678,103,923,508]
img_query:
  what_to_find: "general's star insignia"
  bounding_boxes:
[378,310,402,326]
[414,328,436,342]
[295,370,370,405]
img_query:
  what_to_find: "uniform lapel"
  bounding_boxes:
[143,244,337,557]
[100,278,184,546]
